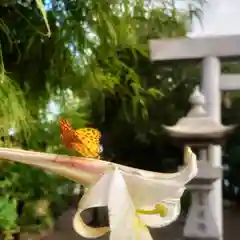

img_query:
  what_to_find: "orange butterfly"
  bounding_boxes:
[59,119,101,159]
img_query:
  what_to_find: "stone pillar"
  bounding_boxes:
[184,186,219,240]
[202,57,223,240]
[184,160,221,240]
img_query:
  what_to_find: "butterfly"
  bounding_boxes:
[59,119,102,159]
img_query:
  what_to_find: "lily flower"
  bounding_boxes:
[0,146,197,239]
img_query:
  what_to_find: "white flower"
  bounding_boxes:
[73,147,197,239]
[0,146,197,240]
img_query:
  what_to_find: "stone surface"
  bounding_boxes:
[149,35,240,61]
[184,190,220,239]
[188,160,221,185]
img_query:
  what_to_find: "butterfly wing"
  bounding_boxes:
[60,120,79,148]
[71,142,98,158]
[60,120,101,158]
[74,128,101,158]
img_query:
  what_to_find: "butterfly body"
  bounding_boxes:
[60,120,101,159]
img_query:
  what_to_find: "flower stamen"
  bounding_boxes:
[136,203,168,217]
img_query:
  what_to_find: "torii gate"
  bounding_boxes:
[149,35,240,240]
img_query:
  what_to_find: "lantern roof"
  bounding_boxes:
[163,86,235,143]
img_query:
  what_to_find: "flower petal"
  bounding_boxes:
[73,170,112,238]
[117,147,196,208]
[73,168,154,240]
[122,172,185,207]
[108,169,153,240]
[0,146,197,187]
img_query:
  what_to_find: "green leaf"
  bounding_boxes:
[147,88,163,98]
[35,0,51,37]
[0,196,18,230]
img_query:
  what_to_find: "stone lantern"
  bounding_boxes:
[163,86,235,240]
[163,86,234,146]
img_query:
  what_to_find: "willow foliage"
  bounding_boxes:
[0,0,203,131]
[51,0,203,122]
